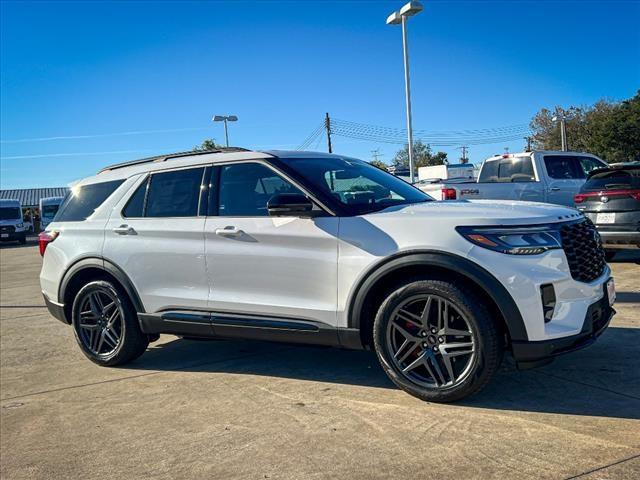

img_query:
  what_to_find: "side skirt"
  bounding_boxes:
[137,311,363,349]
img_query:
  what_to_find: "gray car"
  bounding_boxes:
[574,163,640,259]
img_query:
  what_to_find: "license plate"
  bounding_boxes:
[606,278,616,306]
[1,234,8,238]
[596,212,616,224]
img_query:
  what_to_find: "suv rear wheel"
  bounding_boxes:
[373,279,502,403]
[71,280,149,366]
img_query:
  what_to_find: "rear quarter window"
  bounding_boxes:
[55,180,124,222]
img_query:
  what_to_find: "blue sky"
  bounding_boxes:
[1,0,639,189]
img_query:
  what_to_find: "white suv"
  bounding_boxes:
[39,149,616,402]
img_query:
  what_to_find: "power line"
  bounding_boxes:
[0,127,211,144]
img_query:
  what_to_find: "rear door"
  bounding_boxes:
[204,160,339,327]
[103,166,210,313]
[542,154,605,206]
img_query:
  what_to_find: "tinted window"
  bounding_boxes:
[584,167,640,191]
[123,177,148,217]
[544,156,583,179]
[283,157,431,214]
[56,180,124,222]
[578,157,606,176]
[41,205,60,219]
[219,163,302,216]
[146,168,205,218]
[478,157,535,183]
[0,207,21,220]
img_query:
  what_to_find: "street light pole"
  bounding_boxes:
[387,1,423,184]
[400,15,416,183]
[223,119,229,147]
[213,115,238,148]
[552,114,568,152]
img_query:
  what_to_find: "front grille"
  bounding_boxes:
[559,219,606,283]
[0,226,16,233]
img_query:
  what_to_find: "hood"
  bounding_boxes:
[371,199,583,226]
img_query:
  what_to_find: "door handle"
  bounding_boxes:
[113,225,136,235]
[549,187,561,192]
[215,226,244,237]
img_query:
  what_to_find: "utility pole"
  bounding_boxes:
[525,136,532,152]
[325,112,333,153]
[460,146,468,164]
[560,117,568,152]
[371,149,383,162]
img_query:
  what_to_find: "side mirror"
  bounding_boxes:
[267,193,315,217]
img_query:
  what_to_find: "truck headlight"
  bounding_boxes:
[456,225,562,255]
[17,223,24,229]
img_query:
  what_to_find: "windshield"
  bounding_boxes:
[42,204,60,219]
[285,157,432,214]
[0,207,21,220]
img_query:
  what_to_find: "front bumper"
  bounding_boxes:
[0,231,26,242]
[511,288,614,368]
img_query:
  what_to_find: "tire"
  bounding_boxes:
[71,280,149,366]
[373,279,502,403]
[18,235,26,245]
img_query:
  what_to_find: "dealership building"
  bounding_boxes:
[1,187,68,231]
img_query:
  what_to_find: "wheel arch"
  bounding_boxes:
[347,251,528,348]
[59,257,145,323]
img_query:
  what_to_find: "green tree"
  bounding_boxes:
[194,138,223,151]
[369,159,389,171]
[529,92,640,162]
[392,140,448,170]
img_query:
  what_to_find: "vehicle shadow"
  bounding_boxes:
[127,326,639,420]
[616,291,640,303]
[0,238,38,250]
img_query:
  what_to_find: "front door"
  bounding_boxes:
[103,166,209,313]
[204,161,339,327]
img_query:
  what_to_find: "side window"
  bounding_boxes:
[544,156,583,179]
[218,163,302,216]
[56,180,124,222]
[578,157,606,176]
[145,167,205,218]
[122,177,148,218]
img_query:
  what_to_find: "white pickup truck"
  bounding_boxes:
[418,151,607,206]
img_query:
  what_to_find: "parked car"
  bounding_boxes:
[418,151,607,205]
[39,196,65,231]
[574,162,640,259]
[0,199,27,244]
[39,149,615,403]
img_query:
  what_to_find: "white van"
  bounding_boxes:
[0,199,27,244]
[39,196,65,231]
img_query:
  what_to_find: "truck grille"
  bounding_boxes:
[0,226,16,233]
[559,219,606,283]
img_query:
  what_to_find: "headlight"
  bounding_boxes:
[16,223,24,229]
[456,225,562,255]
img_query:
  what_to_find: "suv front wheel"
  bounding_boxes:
[71,280,149,366]
[373,279,502,403]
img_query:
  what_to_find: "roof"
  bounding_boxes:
[0,187,69,208]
